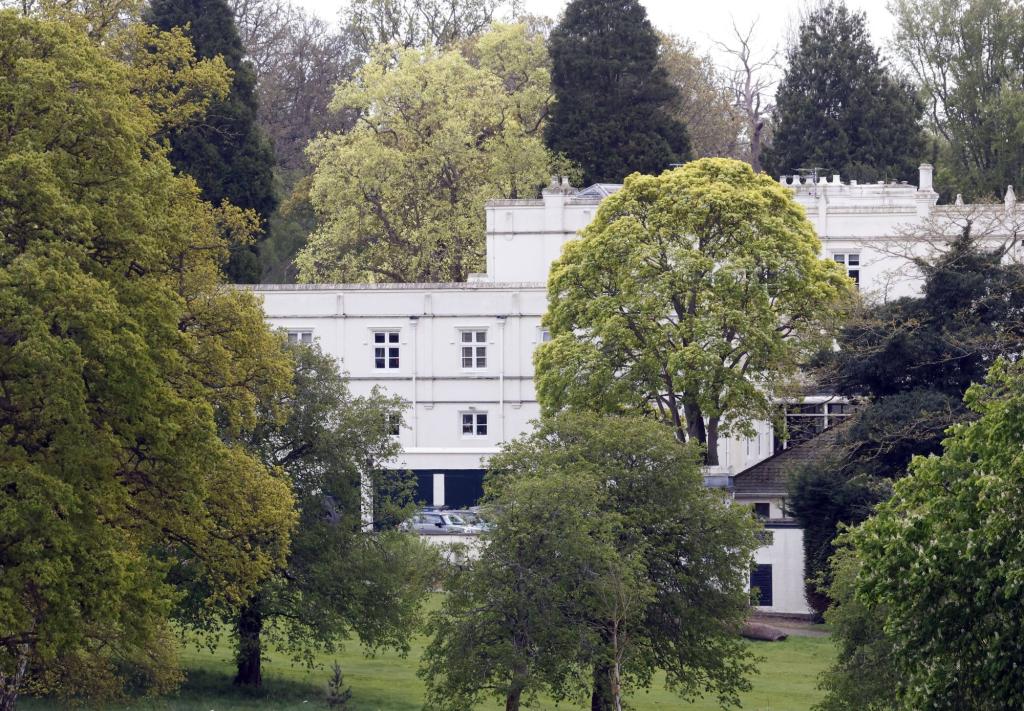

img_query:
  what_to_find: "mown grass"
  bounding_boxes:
[22,612,833,711]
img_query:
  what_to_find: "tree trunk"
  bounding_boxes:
[234,596,263,687]
[0,644,30,711]
[590,663,613,711]
[705,416,721,466]
[505,685,522,711]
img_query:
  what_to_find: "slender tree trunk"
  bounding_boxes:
[234,595,264,687]
[0,644,30,711]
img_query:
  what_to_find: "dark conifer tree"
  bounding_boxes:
[545,0,691,185]
[763,1,924,182]
[147,0,277,283]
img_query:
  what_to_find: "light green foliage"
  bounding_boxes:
[840,358,1024,708]
[890,0,1024,199]
[0,13,295,705]
[536,158,854,464]
[813,548,899,711]
[424,414,761,710]
[297,22,553,284]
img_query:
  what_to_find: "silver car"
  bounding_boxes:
[403,510,480,534]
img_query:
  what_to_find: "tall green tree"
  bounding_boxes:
[763,1,924,182]
[0,13,295,709]
[297,23,553,283]
[545,0,691,185]
[422,413,760,711]
[147,0,278,283]
[536,158,854,465]
[789,217,1024,613]
[208,342,436,687]
[420,468,620,711]
[890,0,1024,199]
[836,357,1024,709]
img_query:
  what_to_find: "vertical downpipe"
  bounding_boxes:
[497,315,506,442]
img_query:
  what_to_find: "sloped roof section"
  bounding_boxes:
[573,183,623,200]
[733,421,853,496]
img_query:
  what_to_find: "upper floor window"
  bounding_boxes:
[386,413,401,437]
[539,328,552,343]
[461,411,488,437]
[833,253,860,287]
[460,330,487,369]
[287,330,313,345]
[773,402,855,454]
[373,331,400,369]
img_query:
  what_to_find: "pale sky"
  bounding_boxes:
[295,0,898,65]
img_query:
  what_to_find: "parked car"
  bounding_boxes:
[449,508,493,532]
[402,510,482,534]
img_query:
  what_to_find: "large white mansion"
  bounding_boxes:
[250,164,1020,616]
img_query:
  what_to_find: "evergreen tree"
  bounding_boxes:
[763,1,924,183]
[545,0,691,185]
[790,217,1024,615]
[147,0,277,283]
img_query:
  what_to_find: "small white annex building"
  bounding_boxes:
[251,164,1020,617]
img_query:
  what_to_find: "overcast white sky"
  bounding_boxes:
[295,0,898,64]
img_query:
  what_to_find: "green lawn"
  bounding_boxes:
[21,619,833,711]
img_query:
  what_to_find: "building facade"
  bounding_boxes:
[251,164,1019,617]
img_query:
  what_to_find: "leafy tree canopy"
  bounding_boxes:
[0,12,295,706]
[790,215,1024,615]
[890,0,1024,200]
[840,357,1024,709]
[545,0,690,185]
[763,1,925,183]
[536,158,854,465]
[147,0,278,283]
[179,342,437,687]
[422,413,760,711]
[296,22,554,283]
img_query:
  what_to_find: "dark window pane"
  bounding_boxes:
[476,331,486,342]
[374,332,385,343]
[388,332,399,343]
[847,254,860,266]
[462,331,472,343]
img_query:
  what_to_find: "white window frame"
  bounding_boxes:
[459,329,488,370]
[286,329,313,345]
[832,252,861,287]
[538,327,552,343]
[372,330,401,370]
[460,411,488,438]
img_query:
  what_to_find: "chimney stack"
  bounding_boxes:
[918,163,934,192]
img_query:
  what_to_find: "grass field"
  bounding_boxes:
[21,625,834,711]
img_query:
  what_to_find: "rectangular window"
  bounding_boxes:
[373,331,400,370]
[460,330,487,369]
[461,411,488,437]
[287,330,313,345]
[387,413,401,437]
[539,328,552,342]
[833,253,861,287]
[751,564,773,607]
[752,502,770,520]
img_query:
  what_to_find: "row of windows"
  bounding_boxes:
[288,327,552,371]
[385,411,490,438]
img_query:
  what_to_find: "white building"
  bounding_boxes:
[251,164,1020,617]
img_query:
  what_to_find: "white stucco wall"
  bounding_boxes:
[752,526,811,616]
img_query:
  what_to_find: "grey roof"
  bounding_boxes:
[732,421,853,496]
[574,183,623,199]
